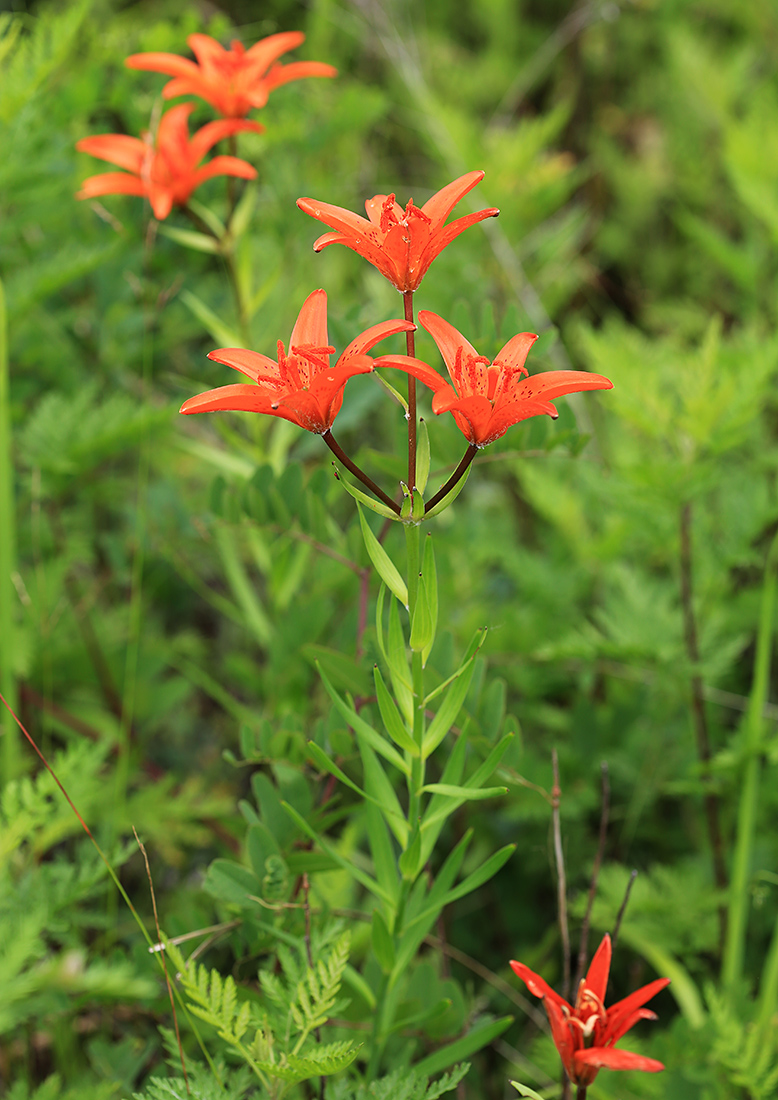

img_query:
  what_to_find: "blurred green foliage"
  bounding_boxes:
[3,0,778,1097]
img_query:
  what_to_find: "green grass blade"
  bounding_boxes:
[0,277,19,779]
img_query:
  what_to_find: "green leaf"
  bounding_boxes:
[180,288,243,347]
[423,656,477,756]
[306,742,367,800]
[425,463,471,518]
[410,571,434,654]
[187,197,226,236]
[416,418,431,494]
[157,224,220,253]
[510,1081,547,1099]
[358,505,408,606]
[423,629,486,706]
[365,801,400,904]
[318,665,409,776]
[387,595,414,727]
[281,801,391,903]
[334,468,399,519]
[399,826,422,882]
[229,181,257,239]
[374,665,419,756]
[372,909,396,973]
[413,1015,513,1076]
[421,783,508,800]
[359,740,409,846]
[304,644,372,697]
[422,535,438,666]
[440,844,516,908]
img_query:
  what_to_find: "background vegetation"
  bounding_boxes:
[3,0,778,1097]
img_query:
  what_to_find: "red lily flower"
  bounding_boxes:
[296,171,499,293]
[510,934,669,1088]
[76,104,261,221]
[180,289,416,434]
[411,310,613,447]
[126,32,337,119]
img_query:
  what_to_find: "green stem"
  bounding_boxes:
[722,530,778,992]
[404,291,417,493]
[0,277,19,780]
[425,444,478,514]
[756,900,778,1039]
[323,430,400,514]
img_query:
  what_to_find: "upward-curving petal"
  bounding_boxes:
[574,1048,665,1074]
[192,155,258,187]
[604,978,670,1042]
[188,117,263,164]
[494,331,539,372]
[518,370,614,404]
[260,60,338,94]
[297,197,380,244]
[125,50,201,79]
[207,348,280,383]
[585,935,612,1006]
[340,318,415,363]
[76,134,147,173]
[180,383,298,423]
[418,207,499,274]
[290,288,329,350]
[420,170,488,228]
[187,33,230,70]
[76,172,147,201]
[418,311,480,384]
[244,30,306,70]
[509,960,569,1012]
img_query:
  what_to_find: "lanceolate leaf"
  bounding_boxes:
[281,801,392,904]
[413,1015,513,1077]
[374,665,419,756]
[358,505,408,605]
[317,664,409,775]
[359,740,409,846]
[423,656,477,756]
[336,469,398,519]
[421,783,508,800]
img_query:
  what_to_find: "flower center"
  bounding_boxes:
[379,194,432,234]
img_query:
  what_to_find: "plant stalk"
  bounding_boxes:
[0,277,19,780]
[404,290,417,493]
[425,444,478,514]
[323,431,400,514]
[679,501,728,944]
[722,529,778,991]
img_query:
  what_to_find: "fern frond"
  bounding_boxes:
[289,931,351,1049]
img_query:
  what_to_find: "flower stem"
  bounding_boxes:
[403,290,417,493]
[322,430,400,514]
[424,444,478,514]
[576,1087,587,1100]
[679,501,728,948]
[0,276,19,780]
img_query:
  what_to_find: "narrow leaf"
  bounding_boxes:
[374,665,419,756]
[158,225,219,253]
[180,288,243,347]
[359,740,409,846]
[335,470,398,519]
[371,909,396,973]
[409,571,434,654]
[318,664,409,775]
[421,783,508,800]
[413,1016,513,1076]
[425,463,472,518]
[423,657,477,756]
[281,801,391,903]
[359,505,408,606]
[387,596,414,726]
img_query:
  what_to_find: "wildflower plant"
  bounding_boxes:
[63,15,670,1100]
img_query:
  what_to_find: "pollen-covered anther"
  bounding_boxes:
[380,193,398,233]
[296,343,336,370]
[403,199,431,226]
